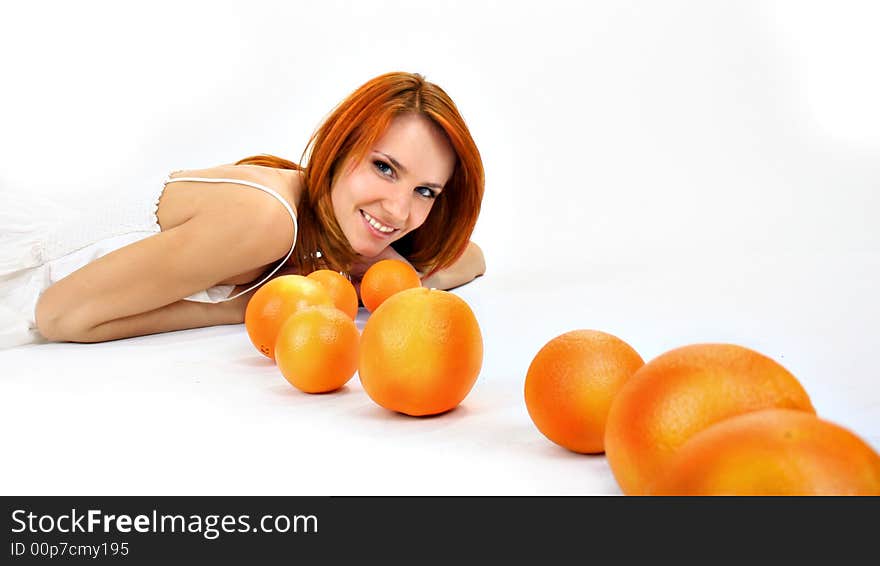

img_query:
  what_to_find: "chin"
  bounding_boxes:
[345,221,401,258]
[349,240,380,258]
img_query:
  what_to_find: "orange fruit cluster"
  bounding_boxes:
[243,259,483,416]
[524,336,880,495]
[244,272,359,392]
[243,262,879,495]
[244,274,334,361]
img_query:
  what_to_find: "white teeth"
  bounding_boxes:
[362,211,395,233]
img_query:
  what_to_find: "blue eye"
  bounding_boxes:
[416,187,438,199]
[374,160,393,176]
[374,158,437,199]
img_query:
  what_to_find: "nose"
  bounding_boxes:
[380,185,411,227]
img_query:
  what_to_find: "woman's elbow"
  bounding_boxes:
[34,290,85,343]
[458,241,486,282]
[423,242,486,290]
[35,303,65,343]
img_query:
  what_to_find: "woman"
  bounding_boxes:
[0,72,485,346]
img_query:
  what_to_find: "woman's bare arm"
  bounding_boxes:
[61,285,256,344]
[35,201,293,343]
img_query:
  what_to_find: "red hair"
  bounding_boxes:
[237,72,484,276]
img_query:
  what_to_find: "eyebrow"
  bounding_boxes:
[376,151,444,190]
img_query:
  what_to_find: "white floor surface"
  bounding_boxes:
[2,250,878,495]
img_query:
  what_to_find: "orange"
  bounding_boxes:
[524,330,644,454]
[604,343,815,495]
[275,305,360,394]
[653,409,880,495]
[244,275,333,361]
[307,269,359,320]
[359,287,482,416]
[360,259,422,312]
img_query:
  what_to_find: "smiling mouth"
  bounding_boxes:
[360,210,398,234]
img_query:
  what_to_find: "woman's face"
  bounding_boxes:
[331,112,456,258]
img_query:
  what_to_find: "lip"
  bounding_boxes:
[360,210,398,239]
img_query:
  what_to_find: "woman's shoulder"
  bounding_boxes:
[158,163,303,235]
[171,164,303,214]
[172,163,302,197]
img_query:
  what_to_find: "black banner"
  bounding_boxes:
[2,496,876,563]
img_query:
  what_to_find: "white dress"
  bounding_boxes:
[0,173,298,349]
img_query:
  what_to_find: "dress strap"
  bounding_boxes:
[164,176,298,302]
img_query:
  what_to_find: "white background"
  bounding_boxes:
[1,1,878,495]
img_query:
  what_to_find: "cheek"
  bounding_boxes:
[330,175,362,218]
[337,170,376,206]
[355,174,384,202]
